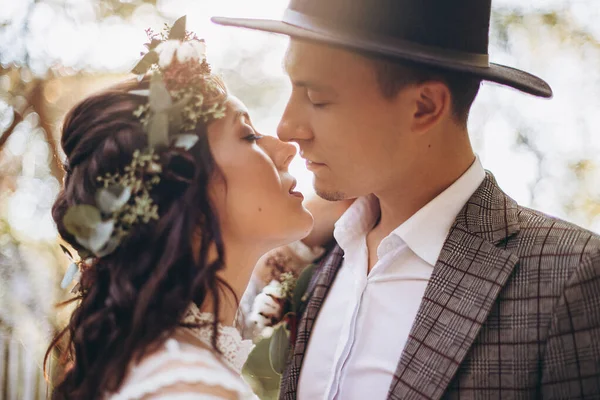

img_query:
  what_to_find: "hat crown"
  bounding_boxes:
[288,0,492,55]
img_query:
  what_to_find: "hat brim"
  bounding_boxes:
[212,16,553,98]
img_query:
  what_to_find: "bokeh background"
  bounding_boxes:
[0,0,599,398]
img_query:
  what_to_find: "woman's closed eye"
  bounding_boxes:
[243,127,264,142]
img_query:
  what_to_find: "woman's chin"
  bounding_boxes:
[296,208,315,239]
[269,211,314,251]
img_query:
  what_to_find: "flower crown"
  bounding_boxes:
[60,16,226,288]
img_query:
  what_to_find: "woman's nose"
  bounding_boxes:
[263,136,297,170]
[279,141,297,169]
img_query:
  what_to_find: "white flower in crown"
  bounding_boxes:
[155,39,207,69]
[248,280,286,333]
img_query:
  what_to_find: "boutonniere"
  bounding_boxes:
[242,264,317,400]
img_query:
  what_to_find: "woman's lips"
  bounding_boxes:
[288,179,304,199]
[290,191,304,200]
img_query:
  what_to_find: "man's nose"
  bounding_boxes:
[277,100,312,143]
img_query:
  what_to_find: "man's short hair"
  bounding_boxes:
[370,57,482,126]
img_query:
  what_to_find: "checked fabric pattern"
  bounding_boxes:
[280,173,600,400]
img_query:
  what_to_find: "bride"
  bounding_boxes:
[44,18,322,399]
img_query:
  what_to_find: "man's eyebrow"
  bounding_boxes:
[291,79,337,93]
[283,58,337,93]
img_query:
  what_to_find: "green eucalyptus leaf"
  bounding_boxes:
[132,51,159,75]
[96,185,132,214]
[172,134,199,150]
[291,263,317,313]
[149,74,173,112]
[60,262,79,289]
[70,282,81,294]
[95,236,121,258]
[63,205,102,239]
[76,219,114,254]
[170,93,192,111]
[147,112,170,148]
[269,325,290,375]
[129,89,150,97]
[168,16,187,41]
[167,94,191,135]
[78,249,94,261]
[242,335,281,400]
[59,244,73,260]
[169,109,183,135]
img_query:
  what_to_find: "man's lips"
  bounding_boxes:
[305,159,326,170]
[299,150,325,166]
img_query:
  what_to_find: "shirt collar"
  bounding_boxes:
[333,194,379,251]
[392,156,486,266]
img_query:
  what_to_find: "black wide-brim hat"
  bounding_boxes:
[212,0,552,98]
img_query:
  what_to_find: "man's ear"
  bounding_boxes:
[412,81,451,133]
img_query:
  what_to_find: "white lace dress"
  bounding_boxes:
[107,304,256,400]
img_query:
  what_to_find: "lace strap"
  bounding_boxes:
[130,339,221,379]
[110,339,252,400]
[110,366,249,400]
[144,395,230,400]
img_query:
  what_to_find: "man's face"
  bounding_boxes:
[278,41,421,200]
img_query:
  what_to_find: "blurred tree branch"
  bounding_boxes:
[31,80,65,182]
[493,8,600,51]
[0,110,23,149]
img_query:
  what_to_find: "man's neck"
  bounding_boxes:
[376,154,475,236]
[366,151,476,272]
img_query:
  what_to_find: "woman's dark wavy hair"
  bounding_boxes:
[44,75,231,399]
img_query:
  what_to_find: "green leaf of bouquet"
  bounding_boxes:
[146,39,162,51]
[131,51,158,75]
[269,325,290,375]
[63,205,102,239]
[242,335,281,400]
[147,112,170,148]
[168,16,187,41]
[149,74,173,112]
[291,263,317,313]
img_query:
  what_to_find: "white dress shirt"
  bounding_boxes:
[297,158,486,400]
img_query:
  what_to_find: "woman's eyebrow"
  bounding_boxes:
[233,110,251,124]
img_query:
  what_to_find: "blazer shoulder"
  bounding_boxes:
[513,204,600,263]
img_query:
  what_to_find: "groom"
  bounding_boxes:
[214,0,600,399]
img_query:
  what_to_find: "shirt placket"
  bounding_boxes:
[328,236,403,400]
[326,247,369,400]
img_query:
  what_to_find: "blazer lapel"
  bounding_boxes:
[387,173,521,400]
[280,245,345,400]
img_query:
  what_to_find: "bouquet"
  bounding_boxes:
[241,264,317,400]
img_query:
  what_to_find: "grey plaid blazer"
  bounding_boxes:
[280,173,600,399]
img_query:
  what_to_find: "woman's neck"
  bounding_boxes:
[200,240,262,326]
